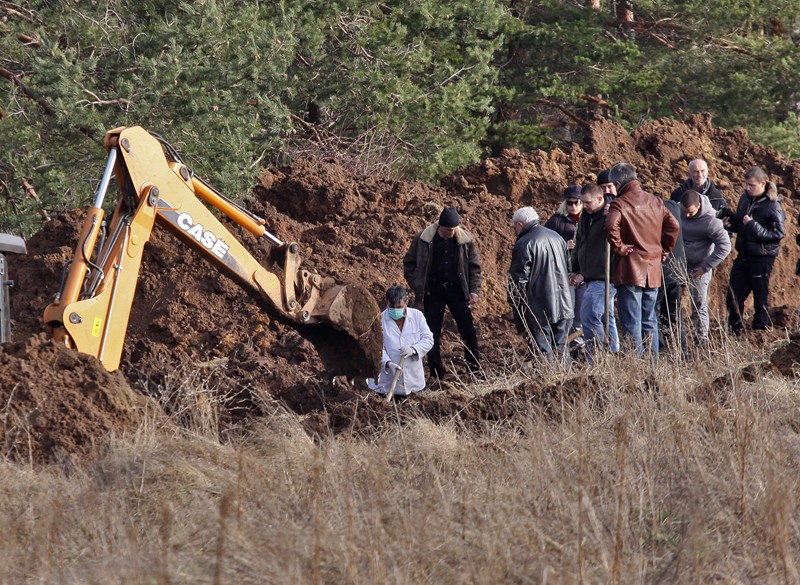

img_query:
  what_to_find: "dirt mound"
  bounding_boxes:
[770,333,800,376]
[5,113,799,463]
[0,335,145,464]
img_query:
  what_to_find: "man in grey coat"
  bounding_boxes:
[508,206,574,363]
[680,190,732,343]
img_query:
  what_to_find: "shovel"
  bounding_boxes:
[385,355,407,402]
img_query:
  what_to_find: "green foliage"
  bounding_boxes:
[751,113,800,160]
[1,0,799,235]
[1,1,298,235]
[282,0,512,180]
[497,0,800,157]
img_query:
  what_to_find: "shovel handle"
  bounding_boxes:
[385,355,407,402]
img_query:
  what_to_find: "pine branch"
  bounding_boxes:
[0,67,53,115]
[20,177,51,222]
[535,99,591,129]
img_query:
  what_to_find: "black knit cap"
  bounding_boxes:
[439,207,460,228]
[563,185,582,200]
[596,169,612,185]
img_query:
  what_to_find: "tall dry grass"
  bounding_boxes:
[2,333,800,584]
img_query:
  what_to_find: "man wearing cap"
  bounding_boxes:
[404,207,482,379]
[545,184,584,339]
[605,163,680,357]
[597,168,617,198]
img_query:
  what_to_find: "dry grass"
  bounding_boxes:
[3,334,800,584]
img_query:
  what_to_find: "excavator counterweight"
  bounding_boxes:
[43,126,381,376]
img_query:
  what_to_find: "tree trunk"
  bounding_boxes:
[614,0,633,23]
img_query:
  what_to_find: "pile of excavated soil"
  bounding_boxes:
[0,335,146,464]
[4,113,800,464]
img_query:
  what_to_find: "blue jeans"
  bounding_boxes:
[616,284,659,357]
[570,284,585,335]
[580,280,620,358]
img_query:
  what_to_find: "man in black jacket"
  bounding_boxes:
[509,206,574,364]
[570,183,619,359]
[670,158,728,214]
[404,207,482,378]
[721,166,785,334]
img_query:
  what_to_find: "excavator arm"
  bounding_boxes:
[44,126,381,374]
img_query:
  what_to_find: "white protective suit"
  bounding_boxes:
[368,307,434,395]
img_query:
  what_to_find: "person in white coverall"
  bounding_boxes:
[368,285,434,396]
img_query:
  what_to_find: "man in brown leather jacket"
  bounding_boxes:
[605,163,680,357]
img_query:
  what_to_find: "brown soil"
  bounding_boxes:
[4,113,800,464]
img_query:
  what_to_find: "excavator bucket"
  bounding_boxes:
[309,282,383,379]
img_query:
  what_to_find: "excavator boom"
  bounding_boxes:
[44,127,381,375]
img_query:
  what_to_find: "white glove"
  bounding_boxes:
[385,361,402,374]
[399,346,416,359]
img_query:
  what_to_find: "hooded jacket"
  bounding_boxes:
[681,194,731,271]
[724,182,785,259]
[508,221,574,330]
[604,180,680,288]
[403,222,482,304]
[670,178,728,213]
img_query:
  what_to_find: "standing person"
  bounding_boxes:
[656,196,688,358]
[721,166,785,334]
[670,158,729,214]
[604,163,680,357]
[680,190,732,344]
[545,185,584,339]
[508,207,574,363]
[403,206,482,379]
[367,285,434,396]
[570,183,620,358]
[597,168,617,198]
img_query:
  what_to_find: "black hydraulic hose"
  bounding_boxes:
[54,260,72,302]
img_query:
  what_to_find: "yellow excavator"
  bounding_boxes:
[43,126,382,374]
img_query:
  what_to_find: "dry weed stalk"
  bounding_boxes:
[2,332,800,583]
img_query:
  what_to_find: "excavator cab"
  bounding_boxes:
[44,127,381,375]
[0,233,27,343]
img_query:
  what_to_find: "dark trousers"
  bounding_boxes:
[726,257,775,334]
[423,284,479,377]
[528,318,570,364]
[657,280,686,358]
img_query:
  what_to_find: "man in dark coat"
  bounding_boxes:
[605,163,680,357]
[721,166,785,334]
[404,207,482,378]
[670,158,728,214]
[509,206,574,363]
[570,183,620,359]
